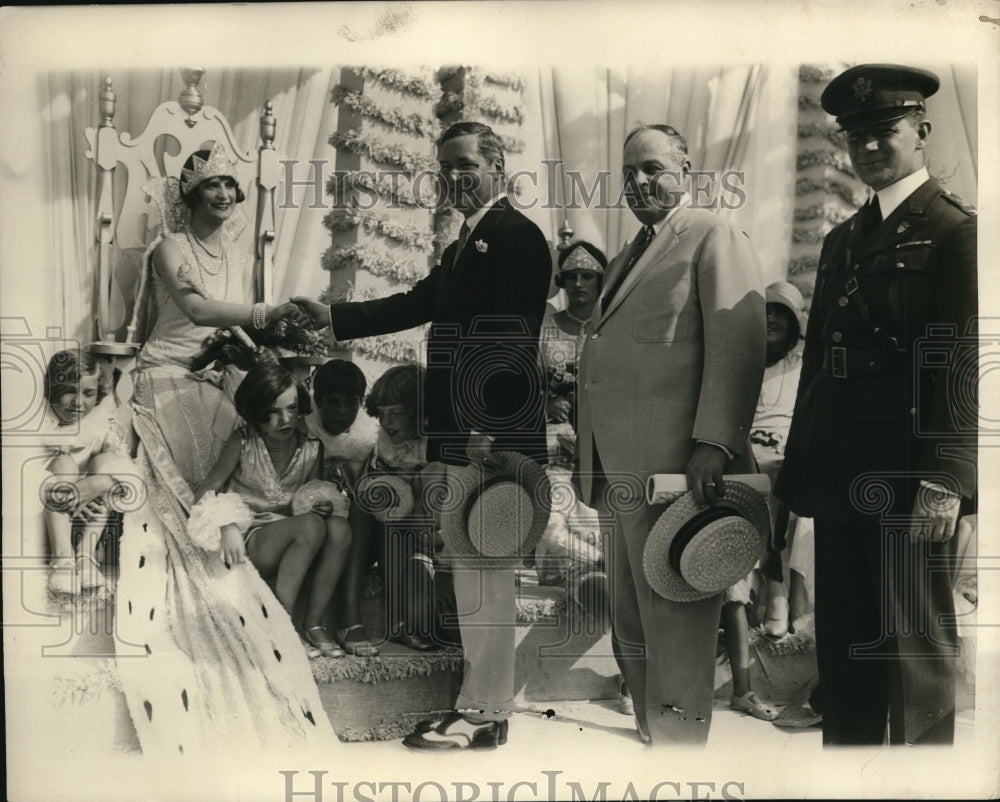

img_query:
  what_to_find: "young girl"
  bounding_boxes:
[358,364,440,652]
[41,347,131,595]
[194,363,352,658]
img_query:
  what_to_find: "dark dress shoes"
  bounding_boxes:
[390,630,440,652]
[403,712,508,750]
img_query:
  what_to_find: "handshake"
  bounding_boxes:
[270,297,330,330]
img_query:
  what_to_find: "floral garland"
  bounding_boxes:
[329,129,438,172]
[322,243,429,285]
[792,226,830,244]
[346,66,438,99]
[793,203,853,225]
[437,90,525,125]
[797,121,846,147]
[323,207,437,251]
[331,334,419,364]
[484,72,525,92]
[799,65,840,84]
[327,170,438,209]
[798,95,824,111]
[787,254,819,275]
[331,85,441,140]
[796,149,855,178]
[190,321,329,372]
[795,176,864,206]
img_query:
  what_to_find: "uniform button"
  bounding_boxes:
[896,261,905,269]
[852,264,859,271]
[838,296,849,307]
[832,331,843,343]
[910,407,916,416]
[590,333,599,340]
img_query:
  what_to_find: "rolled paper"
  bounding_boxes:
[646,473,771,505]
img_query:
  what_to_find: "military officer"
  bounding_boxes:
[776,64,977,746]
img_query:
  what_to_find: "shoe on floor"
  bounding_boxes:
[730,691,779,721]
[403,712,507,750]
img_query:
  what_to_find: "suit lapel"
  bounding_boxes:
[437,199,508,309]
[596,208,688,328]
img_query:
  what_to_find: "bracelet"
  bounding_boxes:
[252,302,267,330]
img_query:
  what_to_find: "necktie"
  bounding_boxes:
[858,195,882,240]
[450,221,471,271]
[602,225,655,313]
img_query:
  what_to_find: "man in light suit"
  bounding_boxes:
[295,121,551,750]
[576,124,766,745]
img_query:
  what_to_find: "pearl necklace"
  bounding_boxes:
[185,228,226,277]
[563,308,592,364]
[565,309,591,327]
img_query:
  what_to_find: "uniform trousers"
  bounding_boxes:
[813,517,960,745]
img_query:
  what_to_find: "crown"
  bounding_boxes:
[560,245,604,275]
[179,141,240,195]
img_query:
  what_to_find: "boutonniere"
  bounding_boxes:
[475,239,488,253]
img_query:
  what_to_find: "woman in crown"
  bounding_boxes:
[114,144,340,758]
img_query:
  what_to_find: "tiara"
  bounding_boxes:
[179,141,240,195]
[560,245,604,275]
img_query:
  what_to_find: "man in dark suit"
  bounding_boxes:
[776,65,977,746]
[295,121,551,749]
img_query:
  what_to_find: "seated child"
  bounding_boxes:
[358,364,440,652]
[304,359,380,656]
[41,347,132,596]
[194,363,352,659]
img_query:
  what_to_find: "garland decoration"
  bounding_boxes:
[346,66,438,99]
[799,65,839,84]
[327,170,438,209]
[331,85,441,140]
[787,254,819,275]
[484,72,525,91]
[331,334,419,364]
[793,203,853,225]
[322,243,429,285]
[329,129,438,173]
[792,227,830,244]
[190,320,329,372]
[324,207,437,251]
[795,176,864,206]
[797,121,846,147]
[796,149,856,178]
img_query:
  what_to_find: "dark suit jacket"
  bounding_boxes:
[330,197,551,464]
[776,178,977,521]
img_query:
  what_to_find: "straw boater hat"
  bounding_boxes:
[353,473,415,522]
[438,452,550,564]
[643,481,770,603]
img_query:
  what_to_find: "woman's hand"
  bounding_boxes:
[310,500,334,519]
[268,302,311,327]
[220,524,247,566]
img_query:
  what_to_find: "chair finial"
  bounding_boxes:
[178,68,205,126]
[556,219,575,250]
[99,76,116,128]
[260,100,276,149]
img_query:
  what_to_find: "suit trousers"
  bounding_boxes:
[432,463,516,722]
[593,471,722,745]
[813,517,960,745]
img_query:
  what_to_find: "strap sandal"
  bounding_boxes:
[730,691,779,721]
[75,553,106,591]
[299,636,322,660]
[336,624,379,657]
[304,626,345,658]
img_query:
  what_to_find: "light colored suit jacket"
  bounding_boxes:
[576,204,766,506]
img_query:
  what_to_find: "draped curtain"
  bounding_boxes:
[0,62,974,346]
[521,65,800,287]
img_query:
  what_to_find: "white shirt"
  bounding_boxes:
[873,166,929,218]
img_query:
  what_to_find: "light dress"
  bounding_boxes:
[114,228,340,759]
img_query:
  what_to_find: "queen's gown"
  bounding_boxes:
[114,230,339,757]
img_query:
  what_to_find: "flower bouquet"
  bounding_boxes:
[190,319,329,372]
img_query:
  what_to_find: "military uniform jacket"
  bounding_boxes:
[330,198,551,465]
[776,178,977,522]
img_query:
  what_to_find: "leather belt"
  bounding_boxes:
[823,346,902,379]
